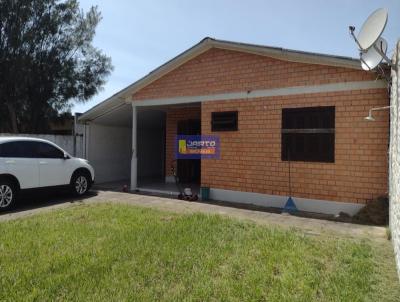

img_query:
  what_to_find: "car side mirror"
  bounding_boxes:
[63,153,70,160]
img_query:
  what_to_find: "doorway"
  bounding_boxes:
[177,119,201,183]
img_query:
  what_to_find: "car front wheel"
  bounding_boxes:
[0,181,17,211]
[71,172,91,196]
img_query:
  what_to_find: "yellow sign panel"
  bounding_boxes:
[179,140,187,154]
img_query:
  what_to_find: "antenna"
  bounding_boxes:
[349,8,396,70]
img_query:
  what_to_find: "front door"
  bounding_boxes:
[177,119,201,183]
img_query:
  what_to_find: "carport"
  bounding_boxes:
[79,98,201,195]
[81,103,132,185]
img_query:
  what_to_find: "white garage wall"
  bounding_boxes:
[88,123,132,183]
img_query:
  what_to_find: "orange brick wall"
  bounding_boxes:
[131,47,389,203]
[133,48,375,101]
[201,89,388,204]
[165,106,201,176]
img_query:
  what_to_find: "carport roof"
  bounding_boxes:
[79,37,362,122]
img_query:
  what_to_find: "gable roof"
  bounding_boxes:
[79,37,362,122]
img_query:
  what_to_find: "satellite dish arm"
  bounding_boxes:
[349,26,363,50]
[372,44,397,70]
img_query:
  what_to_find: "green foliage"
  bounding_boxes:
[0,204,399,301]
[0,0,112,133]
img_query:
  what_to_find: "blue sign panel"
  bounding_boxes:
[175,135,220,159]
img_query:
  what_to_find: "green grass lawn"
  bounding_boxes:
[0,204,399,301]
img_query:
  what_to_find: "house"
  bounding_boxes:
[78,37,389,215]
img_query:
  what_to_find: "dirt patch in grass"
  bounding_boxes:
[352,196,389,225]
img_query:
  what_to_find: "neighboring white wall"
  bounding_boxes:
[88,123,131,183]
[389,43,400,279]
[0,133,83,157]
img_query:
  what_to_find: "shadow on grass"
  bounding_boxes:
[0,189,99,215]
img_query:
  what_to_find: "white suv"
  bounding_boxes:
[0,137,95,211]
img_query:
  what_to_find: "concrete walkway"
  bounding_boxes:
[0,190,387,241]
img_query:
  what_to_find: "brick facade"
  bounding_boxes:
[132,48,389,204]
[201,89,388,203]
[133,48,376,101]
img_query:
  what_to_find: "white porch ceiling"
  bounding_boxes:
[91,104,132,127]
[89,103,167,129]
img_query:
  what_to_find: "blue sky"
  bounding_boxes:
[74,0,400,114]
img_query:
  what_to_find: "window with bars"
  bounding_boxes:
[281,106,335,163]
[211,111,238,131]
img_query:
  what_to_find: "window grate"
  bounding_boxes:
[281,106,335,163]
[211,111,238,131]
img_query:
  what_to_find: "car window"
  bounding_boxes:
[0,141,37,158]
[37,142,64,159]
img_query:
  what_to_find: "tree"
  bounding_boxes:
[0,0,112,133]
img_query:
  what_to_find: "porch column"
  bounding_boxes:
[131,104,138,190]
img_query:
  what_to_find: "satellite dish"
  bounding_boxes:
[357,8,388,50]
[360,37,388,70]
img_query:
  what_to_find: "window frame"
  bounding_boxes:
[281,106,335,163]
[211,111,238,132]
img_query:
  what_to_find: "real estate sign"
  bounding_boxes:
[175,135,220,159]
